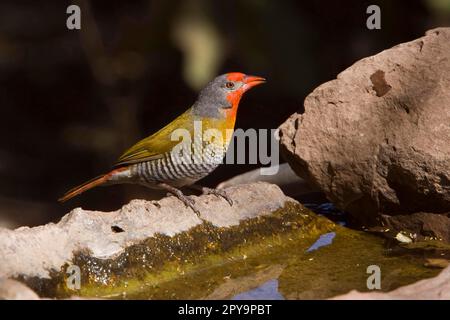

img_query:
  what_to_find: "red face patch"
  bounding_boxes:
[226,72,246,82]
[224,88,244,122]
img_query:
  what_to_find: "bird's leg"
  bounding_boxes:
[157,183,200,216]
[188,184,233,206]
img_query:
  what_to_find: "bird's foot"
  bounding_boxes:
[165,191,201,216]
[202,187,233,206]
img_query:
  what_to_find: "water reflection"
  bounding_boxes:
[232,279,284,300]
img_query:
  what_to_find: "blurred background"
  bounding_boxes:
[0,0,449,228]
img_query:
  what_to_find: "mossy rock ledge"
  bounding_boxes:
[0,182,446,299]
[0,182,335,298]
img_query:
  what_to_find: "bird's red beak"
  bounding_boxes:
[242,75,266,92]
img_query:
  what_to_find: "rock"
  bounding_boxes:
[0,278,40,300]
[0,182,339,299]
[279,28,450,227]
[332,265,450,300]
[217,163,320,198]
[382,212,450,242]
[0,182,294,280]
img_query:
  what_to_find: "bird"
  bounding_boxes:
[58,72,265,214]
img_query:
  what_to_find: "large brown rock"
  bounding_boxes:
[279,28,450,227]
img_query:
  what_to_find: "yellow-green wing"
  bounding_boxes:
[114,108,195,167]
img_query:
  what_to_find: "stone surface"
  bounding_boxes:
[332,265,450,300]
[279,28,450,227]
[382,212,450,242]
[0,278,40,300]
[217,163,320,198]
[0,182,294,279]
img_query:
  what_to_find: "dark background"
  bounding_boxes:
[0,0,448,227]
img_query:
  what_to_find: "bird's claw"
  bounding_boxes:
[202,187,233,206]
[166,191,201,217]
[181,198,201,217]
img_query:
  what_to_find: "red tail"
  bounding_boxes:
[58,168,126,202]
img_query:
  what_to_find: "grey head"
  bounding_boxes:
[192,72,266,118]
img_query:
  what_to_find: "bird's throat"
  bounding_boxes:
[225,89,244,124]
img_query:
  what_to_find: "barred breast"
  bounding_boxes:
[130,139,226,187]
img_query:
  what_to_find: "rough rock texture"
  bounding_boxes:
[217,163,320,198]
[382,212,450,242]
[332,265,450,300]
[279,28,450,227]
[0,278,40,300]
[0,182,294,279]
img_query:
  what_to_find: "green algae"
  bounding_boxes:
[21,202,446,299]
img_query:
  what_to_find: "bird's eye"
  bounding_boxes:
[225,81,235,89]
